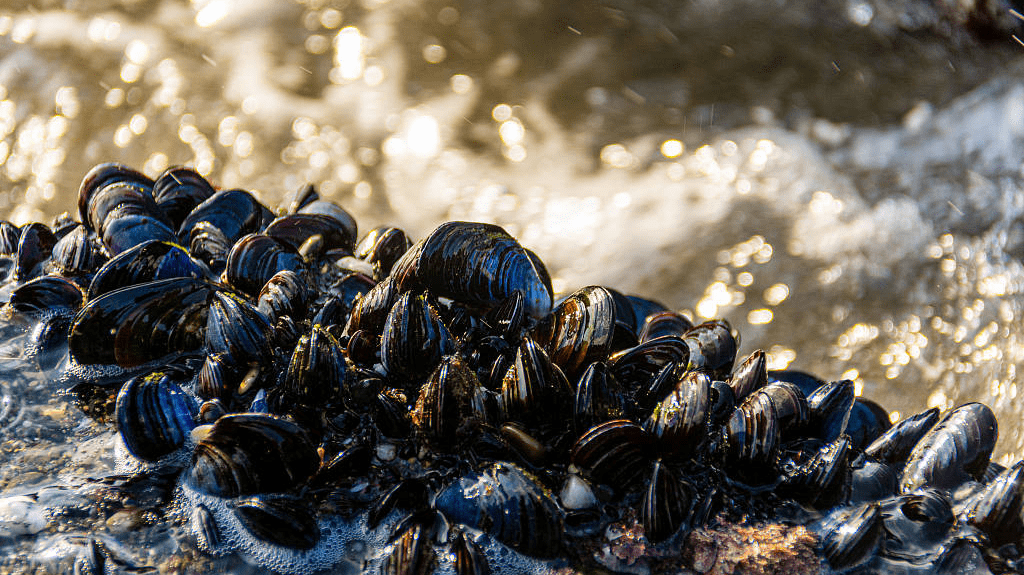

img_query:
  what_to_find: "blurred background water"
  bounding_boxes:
[1,0,1024,566]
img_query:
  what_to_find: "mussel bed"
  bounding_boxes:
[0,162,1018,574]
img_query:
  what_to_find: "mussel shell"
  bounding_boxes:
[48,225,106,278]
[850,458,899,503]
[956,460,1024,545]
[296,200,357,243]
[224,233,307,297]
[26,313,72,371]
[608,335,689,402]
[755,381,809,440]
[767,369,826,397]
[726,349,767,402]
[188,413,318,497]
[9,276,84,318]
[638,311,692,343]
[69,277,215,367]
[264,213,356,255]
[281,325,346,406]
[572,361,628,435]
[863,408,939,465]
[643,370,711,461]
[0,221,21,254]
[343,276,399,336]
[205,292,274,367]
[570,419,654,490]
[393,221,553,319]
[380,292,456,381]
[723,391,780,483]
[178,189,272,243]
[189,221,233,271]
[88,240,209,299]
[381,524,436,575]
[451,530,490,575]
[256,269,310,323]
[817,502,883,570]
[807,380,855,442]
[232,493,321,550]
[411,355,484,443]
[900,403,997,493]
[434,462,564,558]
[100,205,178,256]
[14,222,57,281]
[845,397,892,450]
[355,226,412,280]
[880,488,955,562]
[532,285,618,379]
[77,163,153,229]
[683,320,737,377]
[641,460,692,543]
[115,372,197,461]
[777,437,851,509]
[500,337,573,428]
[152,166,215,229]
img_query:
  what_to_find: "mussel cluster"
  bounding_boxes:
[2,163,1021,574]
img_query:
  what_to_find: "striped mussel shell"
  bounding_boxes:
[640,460,692,543]
[643,370,711,462]
[152,166,215,230]
[532,285,618,380]
[815,502,883,571]
[392,221,553,320]
[115,371,198,462]
[282,324,347,406]
[723,389,781,484]
[87,240,209,299]
[570,419,654,490]
[354,226,412,281]
[683,319,737,378]
[380,292,455,382]
[231,493,321,550]
[434,462,564,558]
[187,413,319,498]
[411,355,487,444]
[224,233,307,297]
[900,403,997,494]
[256,269,310,323]
[47,225,106,280]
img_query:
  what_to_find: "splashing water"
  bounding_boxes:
[1,0,1024,571]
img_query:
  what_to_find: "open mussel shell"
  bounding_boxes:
[14,222,57,282]
[187,413,319,498]
[152,166,215,229]
[500,337,573,429]
[393,221,553,319]
[224,233,307,297]
[570,419,654,490]
[411,355,486,444]
[901,403,997,493]
[532,285,618,380]
[69,277,215,368]
[115,372,198,462]
[9,276,84,318]
[816,502,882,570]
[608,335,689,405]
[434,462,564,558]
[683,320,737,377]
[643,370,711,462]
[281,325,347,406]
[231,493,321,550]
[641,460,692,543]
[178,189,273,245]
[88,240,209,299]
[956,460,1024,545]
[863,408,939,465]
[380,292,455,381]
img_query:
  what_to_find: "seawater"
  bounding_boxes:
[0,0,1023,572]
